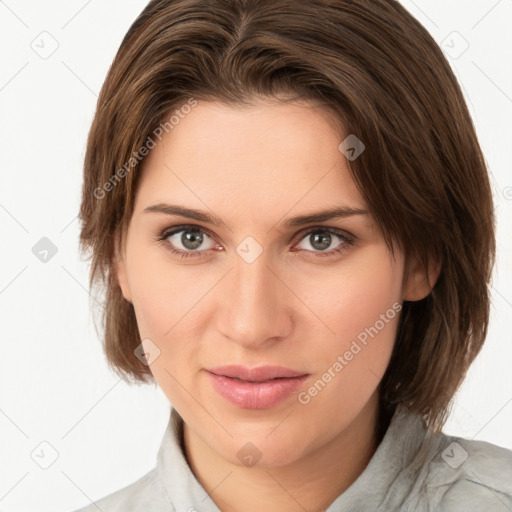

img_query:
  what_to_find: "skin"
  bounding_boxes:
[115,98,439,512]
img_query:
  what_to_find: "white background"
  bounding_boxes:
[0,1,511,511]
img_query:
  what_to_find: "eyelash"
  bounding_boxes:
[156,224,355,261]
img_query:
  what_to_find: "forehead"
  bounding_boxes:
[134,99,369,231]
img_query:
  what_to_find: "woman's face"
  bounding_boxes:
[116,98,411,467]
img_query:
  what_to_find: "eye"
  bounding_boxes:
[157,225,219,259]
[293,228,353,257]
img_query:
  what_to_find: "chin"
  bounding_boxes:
[219,436,306,468]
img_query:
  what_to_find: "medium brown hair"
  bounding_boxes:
[79,0,495,432]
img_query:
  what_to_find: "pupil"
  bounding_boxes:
[182,230,203,250]
[312,232,331,250]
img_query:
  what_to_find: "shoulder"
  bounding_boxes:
[71,467,170,512]
[420,434,512,511]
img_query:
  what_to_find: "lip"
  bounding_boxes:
[206,365,309,409]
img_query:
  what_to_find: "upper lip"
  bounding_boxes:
[207,365,308,382]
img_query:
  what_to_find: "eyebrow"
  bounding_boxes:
[143,203,368,228]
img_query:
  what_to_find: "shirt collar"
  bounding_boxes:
[156,404,428,511]
[156,406,221,511]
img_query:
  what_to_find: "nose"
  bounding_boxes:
[215,247,293,349]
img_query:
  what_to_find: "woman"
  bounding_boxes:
[74,0,512,510]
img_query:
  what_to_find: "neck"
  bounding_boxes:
[182,392,387,512]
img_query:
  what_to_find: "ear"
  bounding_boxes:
[403,253,441,302]
[113,230,133,304]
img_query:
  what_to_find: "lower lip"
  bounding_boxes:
[206,372,309,409]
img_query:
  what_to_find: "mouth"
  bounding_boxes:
[228,376,293,382]
[207,364,309,382]
[205,365,310,409]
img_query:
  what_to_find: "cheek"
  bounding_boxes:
[124,237,220,402]
[125,238,206,338]
[124,243,205,404]
[299,245,401,333]
[293,246,403,391]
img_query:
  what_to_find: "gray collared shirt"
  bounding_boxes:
[73,405,512,511]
